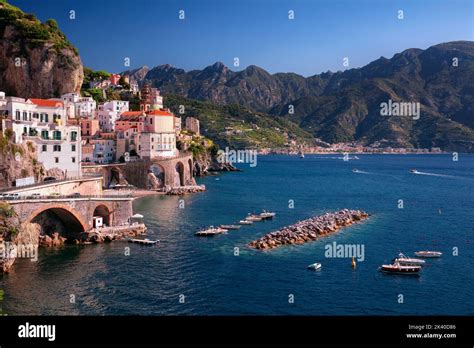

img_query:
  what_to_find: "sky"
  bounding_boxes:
[10,0,474,76]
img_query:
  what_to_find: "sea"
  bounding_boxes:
[1,154,473,315]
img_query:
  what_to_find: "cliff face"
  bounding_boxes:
[0,132,45,187]
[0,1,83,98]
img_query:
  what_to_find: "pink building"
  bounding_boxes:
[110,74,121,85]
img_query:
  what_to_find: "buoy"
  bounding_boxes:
[351,256,356,269]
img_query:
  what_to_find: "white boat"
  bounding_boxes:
[393,253,426,266]
[410,169,420,174]
[414,251,442,258]
[195,226,228,236]
[239,220,253,225]
[259,211,276,219]
[352,169,360,173]
[220,224,241,230]
[246,215,263,222]
[307,263,322,271]
[128,238,159,245]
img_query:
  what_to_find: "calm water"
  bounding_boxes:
[1,154,473,315]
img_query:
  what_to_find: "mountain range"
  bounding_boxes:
[124,41,474,151]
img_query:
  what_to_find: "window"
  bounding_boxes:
[71,144,76,151]
[41,130,49,139]
[53,131,61,140]
[33,113,39,119]
[42,144,47,152]
[15,111,20,120]
[55,157,59,163]
[53,114,60,123]
[53,145,61,152]
[72,157,76,163]
[23,127,27,135]
[40,113,48,123]
[22,111,27,121]
[71,131,77,141]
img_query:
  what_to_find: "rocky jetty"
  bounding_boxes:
[248,209,369,250]
[166,185,206,195]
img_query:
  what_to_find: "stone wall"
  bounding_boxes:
[5,177,103,196]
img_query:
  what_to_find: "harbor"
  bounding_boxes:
[1,154,472,316]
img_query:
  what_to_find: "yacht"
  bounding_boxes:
[246,214,263,222]
[259,211,276,219]
[379,262,421,275]
[414,251,443,258]
[393,253,426,266]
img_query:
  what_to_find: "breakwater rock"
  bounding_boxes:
[248,209,369,250]
[166,185,206,195]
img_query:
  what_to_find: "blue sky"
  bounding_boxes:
[10,0,474,76]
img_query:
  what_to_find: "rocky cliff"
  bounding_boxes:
[0,1,83,98]
[0,131,45,187]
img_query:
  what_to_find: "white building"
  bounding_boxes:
[61,93,97,117]
[0,93,82,178]
[98,100,129,132]
[92,137,116,164]
[138,109,178,159]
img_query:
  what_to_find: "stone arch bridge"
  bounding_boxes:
[8,197,133,237]
[82,152,195,189]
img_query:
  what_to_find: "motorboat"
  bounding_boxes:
[352,169,360,173]
[259,211,276,219]
[379,262,421,275]
[414,251,443,258]
[307,263,322,271]
[128,238,159,245]
[195,226,228,236]
[410,169,420,174]
[220,224,241,230]
[245,215,263,222]
[393,253,426,266]
[239,220,253,225]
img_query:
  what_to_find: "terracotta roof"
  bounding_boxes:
[147,109,173,116]
[29,98,64,108]
[121,111,144,117]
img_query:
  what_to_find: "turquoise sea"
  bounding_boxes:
[1,154,473,315]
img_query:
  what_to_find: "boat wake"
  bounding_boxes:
[412,171,456,178]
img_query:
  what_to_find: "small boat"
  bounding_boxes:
[245,215,263,222]
[128,238,159,245]
[195,226,228,236]
[259,211,276,219]
[414,251,442,258]
[239,220,253,225]
[354,156,360,160]
[379,262,421,275]
[410,169,420,174]
[220,224,241,230]
[307,262,322,271]
[351,256,356,269]
[300,153,305,159]
[352,169,360,173]
[393,253,426,266]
